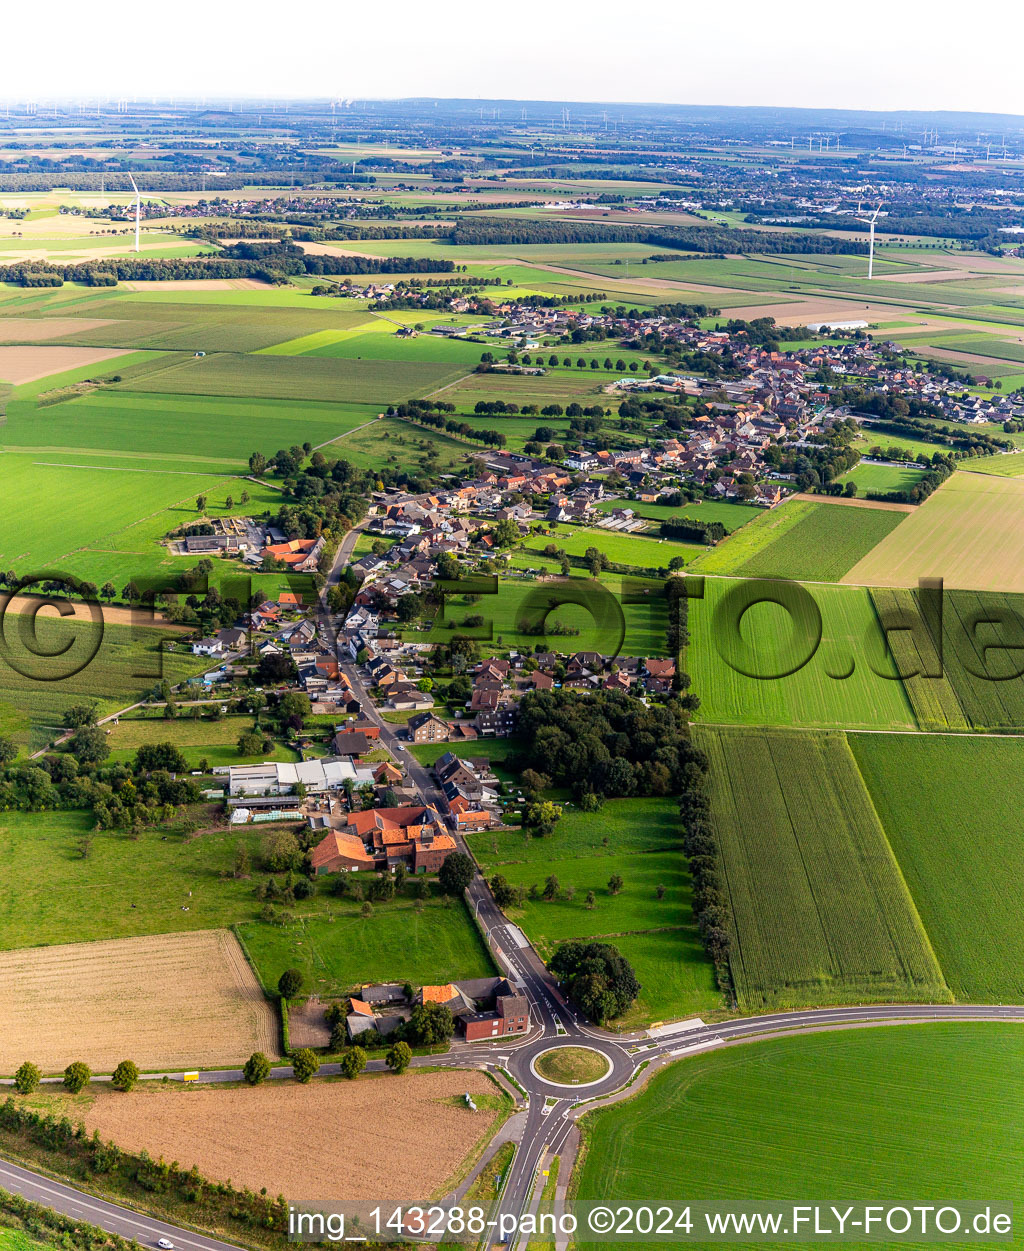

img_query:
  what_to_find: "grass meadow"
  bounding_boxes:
[574,1024,1024,1246]
[0,618,208,748]
[469,797,723,1026]
[852,732,1024,1002]
[418,574,671,659]
[235,897,495,998]
[697,726,948,1010]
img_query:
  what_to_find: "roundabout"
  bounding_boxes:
[530,1045,613,1088]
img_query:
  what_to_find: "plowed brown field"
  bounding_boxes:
[82,1069,500,1200]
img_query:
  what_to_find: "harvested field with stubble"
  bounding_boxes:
[0,929,279,1074]
[81,1070,501,1200]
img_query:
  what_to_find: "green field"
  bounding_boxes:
[3,388,379,466]
[469,797,723,1026]
[236,898,495,997]
[687,578,917,731]
[103,714,301,769]
[958,451,1024,476]
[688,500,819,575]
[698,726,948,1010]
[852,733,1024,1002]
[574,1024,1024,1250]
[730,501,907,582]
[867,586,1024,731]
[119,351,466,404]
[0,618,208,749]
[0,810,269,948]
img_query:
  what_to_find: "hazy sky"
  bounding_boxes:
[5,0,1022,118]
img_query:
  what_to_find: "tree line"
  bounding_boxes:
[446,217,869,256]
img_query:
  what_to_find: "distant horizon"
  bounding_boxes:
[3,0,1020,118]
[1,97,1023,138]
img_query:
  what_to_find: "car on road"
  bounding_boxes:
[157,1239,174,1248]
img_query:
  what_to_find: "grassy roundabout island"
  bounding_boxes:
[534,1047,612,1086]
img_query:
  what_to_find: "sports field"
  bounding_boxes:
[687,578,917,730]
[844,473,1024,592]
[838,462,928,495]
[852,733,1024,1002]
[574,1024,1024,1246]
[697,727,947,1009]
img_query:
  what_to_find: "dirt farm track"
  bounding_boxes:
[0,929,279,1073]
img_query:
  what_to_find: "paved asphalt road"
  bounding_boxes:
[8,526,1024,1249]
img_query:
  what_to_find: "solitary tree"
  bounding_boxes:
[195,495,207,513]
[13,1062,40,1095]
[608,874,624,896]
[340,1046,368,1080]
[438,852,474,896]
[277,968,305,1001]
[63,1061,91,1094]
[291,1048,319,1084]
[585,890,596,909]
[243,1051,272,1085]
[111,1060,139,1092]
[386,1041,412,1074]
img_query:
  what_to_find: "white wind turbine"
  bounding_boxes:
[128,173,141,252]
[857,200,884,279]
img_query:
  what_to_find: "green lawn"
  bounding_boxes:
[851,732,1024,1003]
[408,737,518,768]
[698,726,949,1010]
[592,497,755,533]
[574,1024,1024,1250]
[103,714,301,769]
[236,896,495,997]
[467,797,681,865]
[688,578,917,731]
[0,1230,54,1251]
[523,527,702,571]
